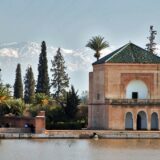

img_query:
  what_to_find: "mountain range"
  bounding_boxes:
[0,41,112,93]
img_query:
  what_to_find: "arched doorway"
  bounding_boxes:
[151,112,159,130]
[125,112,133,130]
[137,111,147,130]
[126,80,148,99]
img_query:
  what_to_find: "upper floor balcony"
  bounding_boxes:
[105,98,160,106]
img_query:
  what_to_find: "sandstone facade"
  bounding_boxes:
[88,43,160,130]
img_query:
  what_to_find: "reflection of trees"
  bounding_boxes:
[26,138,160,150]
[27,139,77,145]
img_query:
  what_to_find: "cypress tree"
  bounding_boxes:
[24,66,35,103]
[36,41,50,95]
[14,63,23,99]
[50,48,69,100]
[65,85,80,119]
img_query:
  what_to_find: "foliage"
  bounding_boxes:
[50,48,69,102]
[76,105,88,123]
[0,104,10,116]
[28,93,50,116]
[14,64,23,99]
[0,81,26,117]
[146,25,157,54]
[0,99,26,116]
[6,99,26,116]
[36,41,50,95]
[86,36,109,60]
[24,66,35,104]
[45,106,86,130]
[29,103,67,126]
[0,83,12,116]
[80,90,88,105]
[0,83,11,101]
[45,106,67,129]
[29,102,88,129]
[34,93,50,106]
[28,104,43,117]
[65,85,80,119]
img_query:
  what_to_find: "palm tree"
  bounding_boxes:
[0,83,11,103]
[86,36,109,61]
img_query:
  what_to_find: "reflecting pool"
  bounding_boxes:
[0,139,160,160]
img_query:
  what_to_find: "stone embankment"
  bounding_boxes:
[44,130,160,139]
[1,130,160,139]
[0,128,31,133]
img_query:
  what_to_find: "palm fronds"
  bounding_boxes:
[86,36,109,60]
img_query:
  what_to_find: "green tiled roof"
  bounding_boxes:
[93,42,160,65]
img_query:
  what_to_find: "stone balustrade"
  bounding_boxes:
[105,98,160,106]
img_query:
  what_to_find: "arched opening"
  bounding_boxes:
[125,112,133,130]
[137,111,147,130]
[126,80,148,99]
[151,112,159,130]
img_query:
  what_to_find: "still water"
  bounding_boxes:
[0,139,160,160]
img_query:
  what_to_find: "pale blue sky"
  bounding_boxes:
[0,0,160,49]
[0,0,160,92]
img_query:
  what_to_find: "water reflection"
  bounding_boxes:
[0,139,160,160]
[89,139,160,149]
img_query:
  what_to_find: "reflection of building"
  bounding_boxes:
[88,43,160,130]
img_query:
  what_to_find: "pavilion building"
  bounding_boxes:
[88,42,160,130]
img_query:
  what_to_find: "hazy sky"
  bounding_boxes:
[0,0,160,49]
[0,0,160,92]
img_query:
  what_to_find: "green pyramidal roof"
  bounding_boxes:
[93,42,160,65]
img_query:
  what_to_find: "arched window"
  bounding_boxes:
[125,112,133,130]
[137,111,147,130]
[126,80,148,99]
[151,112,159,130]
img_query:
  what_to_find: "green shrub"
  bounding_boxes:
[0,103,10,116]
[6,99,26,116]
[0,98,26,116]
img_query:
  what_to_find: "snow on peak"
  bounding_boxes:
[0,41,114,91]
[0,41,114,71]
[0,48,19,58]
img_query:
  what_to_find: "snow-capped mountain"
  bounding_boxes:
[0,41,112,92]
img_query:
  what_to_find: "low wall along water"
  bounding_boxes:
[0,111,45,134]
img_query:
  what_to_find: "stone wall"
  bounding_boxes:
[35,111,46,133]
[0,117,35,128]
[109,105,160,130]
[89,63,160,102]
[45,130,160,139]
[104,64,160,99]
[88,104,108,129]
[88,63,160,130]
[0,128,31,133]
[0,111,46,133]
